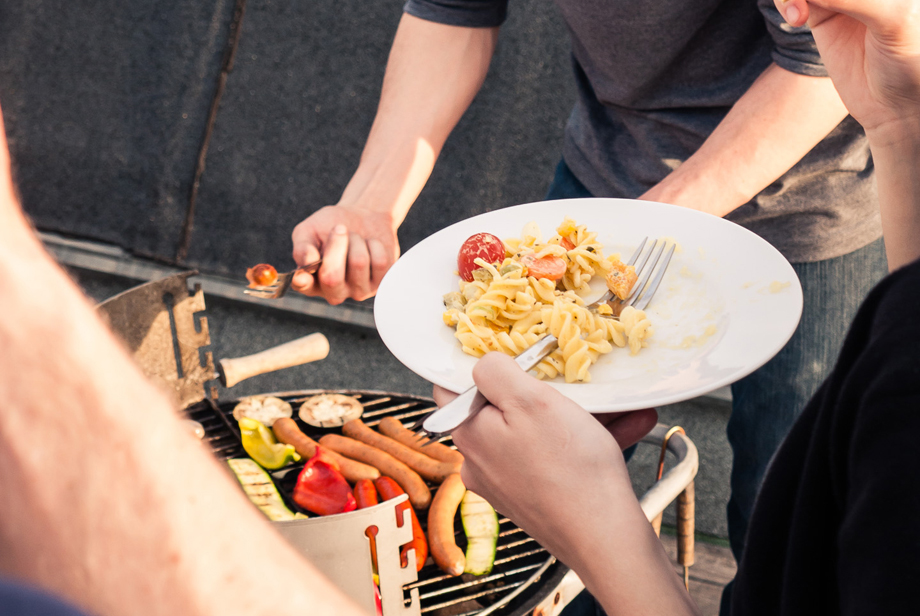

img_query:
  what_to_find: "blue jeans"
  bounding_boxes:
[545,159,888,616]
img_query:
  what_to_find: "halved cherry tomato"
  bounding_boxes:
[246,263,278,287]
[457,233,505,282]
[560,237,575,250]
[521,254,567,281]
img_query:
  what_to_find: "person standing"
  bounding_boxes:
[288,1,887,607]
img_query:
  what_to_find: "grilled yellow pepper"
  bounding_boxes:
[239,417,301,470]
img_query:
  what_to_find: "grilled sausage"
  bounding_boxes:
[427,473,466,576]
[377,417,465,467]
[343,418,461,483]
[272,417,379,483]
[318,433,432,510]
[375,476,428,572]
[354,479,379,509]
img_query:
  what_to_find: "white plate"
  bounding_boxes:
[375,198,803,412]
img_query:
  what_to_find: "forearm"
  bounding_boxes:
[340,13,498,226]
[643,63,848,217]
[560,479,699,616]
[0,133,363,615]
[867,119,920,271]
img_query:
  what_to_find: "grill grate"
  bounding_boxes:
[186,389,565,616]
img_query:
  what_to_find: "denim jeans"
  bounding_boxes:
[544,158,889,616]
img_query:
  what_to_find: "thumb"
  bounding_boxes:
[471,352,561,420]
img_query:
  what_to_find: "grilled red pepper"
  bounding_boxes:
[292,447,357,515]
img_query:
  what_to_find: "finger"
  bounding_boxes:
[290,270,316,295]
[317,224,350,305]
[471,352,561,419]
[798,0,900,33]
[367,238,392,290]
[432,385,459,408]
[291,244,323,294]
[291,222,323,266]
[774,0,808,26]
[595,408,659,450]
[450,403,506,454]
[345,233,373,300]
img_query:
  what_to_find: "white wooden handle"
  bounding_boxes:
[219,333,330,388]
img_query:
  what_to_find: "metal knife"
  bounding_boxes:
[420,335,560,437]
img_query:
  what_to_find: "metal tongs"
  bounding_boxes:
[244,259,322,299]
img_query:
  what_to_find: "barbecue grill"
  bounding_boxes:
[97,271,698,616]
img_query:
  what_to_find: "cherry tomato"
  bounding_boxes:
[457,233,505,282]
[521,254,567,281]
[246,263,278,287]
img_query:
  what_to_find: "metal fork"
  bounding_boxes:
[410,237,675,444]
[586,237,675,317]
[244,259,322,299]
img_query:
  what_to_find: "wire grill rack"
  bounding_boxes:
[186,389,567,616]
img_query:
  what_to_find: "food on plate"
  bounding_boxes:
[377,417,465,466]
[376,477,428,572]
[183,419,205,440]
[519,253,567,281]
[227,458,307,521]
[342,418,461,483]
[292,446,357,515]
[605,258,638,301]
[354,479,380,509]
[246,263,279,287]
[443,218,654,383]
[239,417,301,470]
[427,473,467,576]
[461,490,499,575]
[457,232,506,282]
[272,417,380,482]
[318,433,432,510]
[232,395,293,427]
[299,393,364,428]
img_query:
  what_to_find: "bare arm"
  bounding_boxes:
[0,114,366,616]
[871,127,920,269]
[776,0,920,271]
[641,63,848,217]
[291,14,499,304]
[440,354,698,616]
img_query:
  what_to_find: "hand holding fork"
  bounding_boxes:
[411,237,675,443]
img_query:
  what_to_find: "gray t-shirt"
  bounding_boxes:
[404,0,881,263]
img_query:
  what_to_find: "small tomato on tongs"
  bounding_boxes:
[246,263,278,287]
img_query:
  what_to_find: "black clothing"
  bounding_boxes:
[731,258,920,614]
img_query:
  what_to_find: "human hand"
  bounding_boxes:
[290,205,400,305]
[774,0,920,144]
[432,353,657,565]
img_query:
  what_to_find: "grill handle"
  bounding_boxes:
[218,332,330,387]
